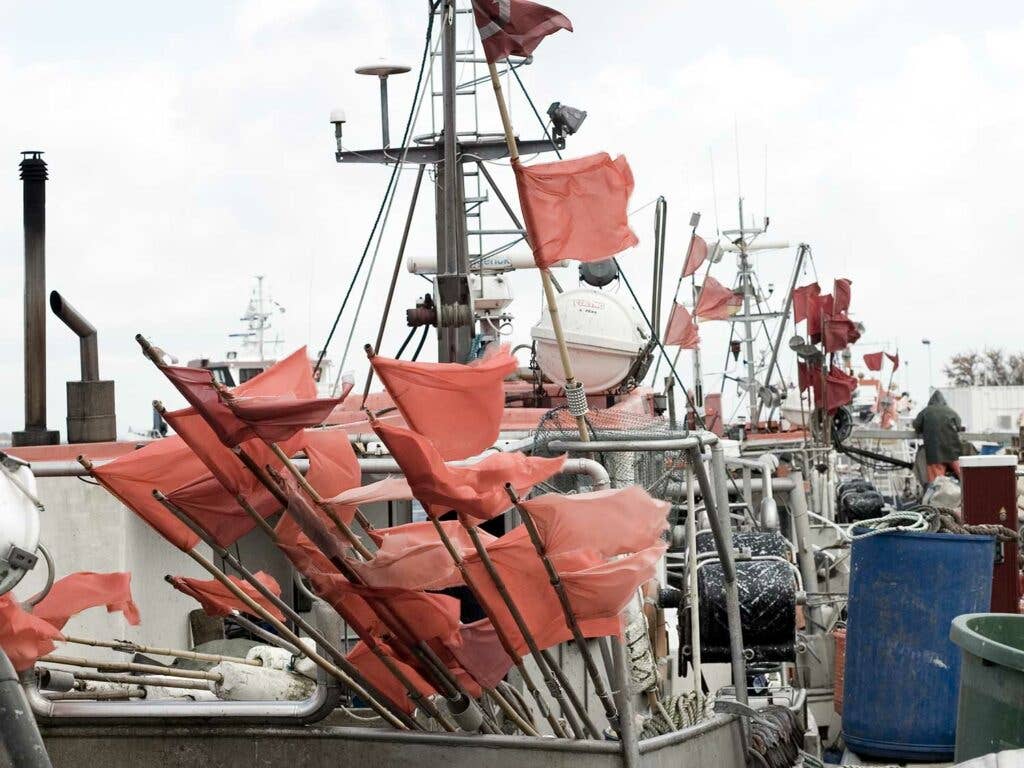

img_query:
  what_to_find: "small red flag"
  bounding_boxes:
[373,421,565,522]
[223,391,348,445]
[664,302,700,349]
[811,366,858,412]
[0,595,63,671]
[33,572,140,630]
[514,154,638,270]
[824,316,860,353]
[797,361,816,393]
[792,282,821,325]
[370,347,517,461]
[807,293,833,340]
[325,477,413,527]
[695,275,741,320]
[886,352,900,371]
[863,352,884,371]
[168,572,285,622]
[833,278,852,315]
[470,0,572,63]
[682,234,709,278]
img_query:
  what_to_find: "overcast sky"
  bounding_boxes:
[1,0,1022,437]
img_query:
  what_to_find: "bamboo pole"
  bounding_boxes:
[149,489,439,732]
[41,654,223,683]
[503,485,620,732]
[60,635,259,667]
[62,670,211,692]
[485,61,588,443]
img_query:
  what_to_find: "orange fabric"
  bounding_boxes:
[682,234,708,278]
[514,153,638,269]
[927,461,961,482]
[450,619,514,690]
[521,487,668,558]
[33,572,140,630]
[350,521,495,591]
[370,348,517,460]
[302,428,361,499]
[704,393,724,436]
[0,595,63,671]
[326,477,413,526]
[373,421,566,522]
[92,437,203,550]
[167,571,285,622]
[463,527,623,656]
[347,640,434,715]
[695,275,741,320]
[558,544,667,619]
[223,389,348,444]
[93,349,317,551]
[664,302,699,349]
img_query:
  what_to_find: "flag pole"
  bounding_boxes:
[147,487,447,732]
[60,635,258,667]
[486,61,589,444]
[504,485,621,732]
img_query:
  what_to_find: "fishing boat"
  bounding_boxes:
[0,2,1021,767]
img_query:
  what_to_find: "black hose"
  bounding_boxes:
[0,650,52,767]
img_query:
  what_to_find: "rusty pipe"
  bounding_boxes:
[49,291,98,381]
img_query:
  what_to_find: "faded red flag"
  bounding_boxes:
[682,234,709,278]
[811,366,858,412]
[833,278,852,315]
[796,361,815,393]
[0,595,63,671]
[223,390,349,444]
[370,347,517,460]
[325,476,413,527]
[470,0,572,63]
[695,276,741,320]
[514,153,638,270]
[450,619,514,690]
[886,352,900,371]
[302,427,361,499]
[167,571,285,622]
[373,421,566,522]
[33,572,140,630]
[823,316,860,353]
[863,352,884,371]
[521,487,668,558]
[347,639,434,716]
[792,283,821,324]
[664,302,700,349]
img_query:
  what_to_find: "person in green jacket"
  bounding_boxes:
[912,391,963,482]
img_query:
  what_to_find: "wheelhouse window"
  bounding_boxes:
[238,367,264,383]
[209,366,236,387]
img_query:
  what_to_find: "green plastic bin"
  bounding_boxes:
[950,613,1024,762]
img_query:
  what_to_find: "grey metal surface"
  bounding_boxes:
[11,716,744,768]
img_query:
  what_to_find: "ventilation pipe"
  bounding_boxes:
[12,152,59,447]
[49,292,116,443]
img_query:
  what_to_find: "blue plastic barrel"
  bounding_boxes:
[842,530,994,761]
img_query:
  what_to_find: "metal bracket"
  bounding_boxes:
[6,546,37,572]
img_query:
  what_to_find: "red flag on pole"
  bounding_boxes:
[664,302,700,349]
[370,347,517,460]
[372,421,565,522]
[811,366,858,412]
[886,352,900,371]
[695,275,741,320]
[301,428,361,499]
[32,572,140,630]
[223,391,348,445]
[823,316,861,353]
[0,595,63,670]
[347,640,434,716]
[833,278,852,315]
[470,0,572,63]
[792,283,821,325]
[681,234,709,278]
[520,487,668,558]
[514,153,638,270]
[797,361,816,393]
[167,572,285,622]
[863,352,884,371]
[324,477,413,527]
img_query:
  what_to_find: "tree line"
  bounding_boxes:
[944,349,1024,386]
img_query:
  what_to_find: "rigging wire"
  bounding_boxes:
[313,0,441,378]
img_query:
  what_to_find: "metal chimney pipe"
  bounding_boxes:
[12,151,59,447]
[49,292,98,381]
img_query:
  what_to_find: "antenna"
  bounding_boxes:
[734,117,742,200]
[763,144,769,228]
[709,147,720,236]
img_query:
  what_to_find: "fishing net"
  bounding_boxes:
[530,405,689,498]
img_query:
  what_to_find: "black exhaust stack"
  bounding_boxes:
[49,291,115,443]
[12,151,59,447]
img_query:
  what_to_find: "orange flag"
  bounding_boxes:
[664,302,699,349]
[302,427,361,499]
[372,421,565,522]
[695,275,741,320]
[370,347,516,460]
[0,595,63,671]
[167,571,285,622]
[521,486,668,558]
[514,153,638,269]
[682,234,709,278]
[325,476,413,526]
[33,572,140,630]
[347,640,434,716]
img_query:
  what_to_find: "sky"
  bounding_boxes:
[1,0,1022,437]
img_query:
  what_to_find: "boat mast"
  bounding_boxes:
[736,198,759,429]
